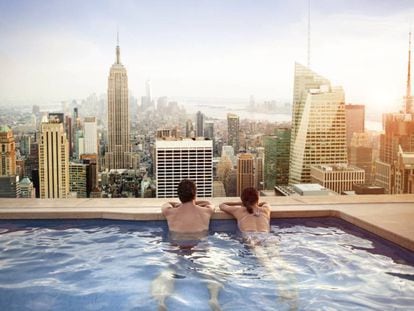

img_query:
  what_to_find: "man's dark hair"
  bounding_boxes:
[177,179,196,203]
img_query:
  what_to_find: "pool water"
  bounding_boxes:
[0,218,413,311]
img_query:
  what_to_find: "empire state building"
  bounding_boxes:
[105,36,132,170]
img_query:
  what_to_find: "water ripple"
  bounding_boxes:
[0,219,413,310]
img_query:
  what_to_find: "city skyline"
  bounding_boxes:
[0,1,414,114]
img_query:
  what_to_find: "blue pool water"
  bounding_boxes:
[0,218,413,311]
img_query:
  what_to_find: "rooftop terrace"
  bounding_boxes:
[0,194,413,251]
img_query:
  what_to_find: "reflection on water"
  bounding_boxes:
[0,219,413,310]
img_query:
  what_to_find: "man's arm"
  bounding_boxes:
[161,202,180,215]
[195,200,215,214]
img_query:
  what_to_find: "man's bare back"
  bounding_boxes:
[162,200,214,233]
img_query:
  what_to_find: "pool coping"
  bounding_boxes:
[0,194,413,252]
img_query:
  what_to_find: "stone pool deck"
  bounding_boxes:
[0,194,413,251]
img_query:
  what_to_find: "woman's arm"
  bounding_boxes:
[219,201,243,216]
[259,202,271,218]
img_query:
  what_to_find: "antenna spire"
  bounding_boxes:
[116,29,120,64]
[406,30,412,113]
[307,0,311,68]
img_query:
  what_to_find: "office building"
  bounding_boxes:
[69,162,88,198]
[155,139,213,198]
[345,104,365,147]
[255,147,264,190]
[394,146,414,194]
[84,117,98,155]
[374,33,414,193]
[19,134,31,157]
[349,133,373,184]
[311,164,365,194]
[353,184,385,195]
[0,176,20,198]
[264,128,291,189]
[80,154,98,197]
[38,118,69,198]
[19,177,35,198]
[0,126,16,176]
[185,119,194,138]
[65,115,73,158]
[289,63,348,184]
[227,113,240,153]
[204,121,214,140]
[105,35,132,170]
[196,111,205,137]
[237,153,255,196]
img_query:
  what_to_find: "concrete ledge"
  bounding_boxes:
[0,194,413,251]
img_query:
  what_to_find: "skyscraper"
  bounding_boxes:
[264,128,291,189]
[237,153,255,196]
[204,121,214,140]
[155,139,213,198]
[227,113,240,153]
[146,79,152,103]
[374,32,414,193]
[289,63,347,184]
[196,111,205,137]
[38,118,69,198]
[0,126,19,198]
[105,34,132,170]
[0,125,16,176]
[345,104,365,147]
[349,133,373,183]
[69,162,87,198]
[394,146,414,194]
[185,119,194,138]
[84,117,98,155]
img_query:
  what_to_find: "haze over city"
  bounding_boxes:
[1,0,414,115]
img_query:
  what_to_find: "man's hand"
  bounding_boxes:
[195,200,211,207]
[162,202,180,209]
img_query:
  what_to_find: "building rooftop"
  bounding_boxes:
[0,125,11,133]
[312,164,363,172]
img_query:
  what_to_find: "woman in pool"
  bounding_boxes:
[220,187,298,310]
[219,187,271,233]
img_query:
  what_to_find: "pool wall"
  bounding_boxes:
[0,194,413,251]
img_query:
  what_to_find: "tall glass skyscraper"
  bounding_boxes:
[264,128,291,189]
[289,63,347,184]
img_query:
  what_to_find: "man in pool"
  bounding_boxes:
[152,179,221,311]
[161,179,214,237]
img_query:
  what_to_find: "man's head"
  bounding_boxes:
[177,179,196,203]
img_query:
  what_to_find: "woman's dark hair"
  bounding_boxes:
[241,187,259,214]
[177,179,196,203]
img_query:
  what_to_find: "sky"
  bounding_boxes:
[1,0,414,114]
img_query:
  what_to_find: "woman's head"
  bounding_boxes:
[241,187,259,214]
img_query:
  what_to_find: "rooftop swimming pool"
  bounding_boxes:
[0,218,413,310]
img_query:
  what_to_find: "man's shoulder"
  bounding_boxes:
[195,203,214,215]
